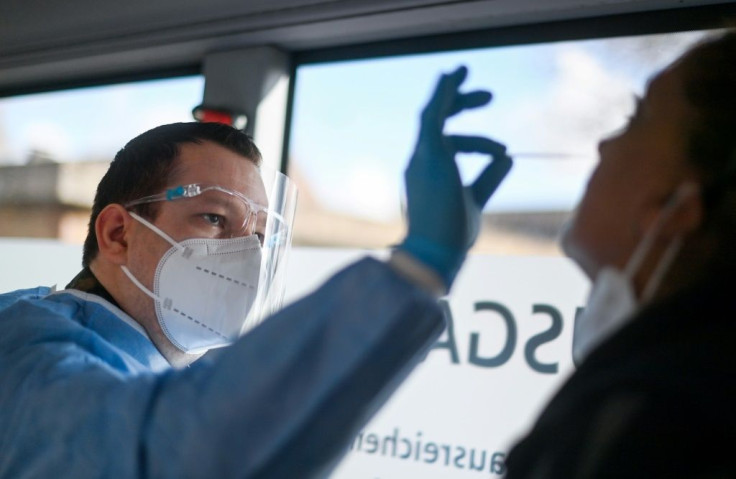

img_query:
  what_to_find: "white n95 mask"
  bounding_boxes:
[572,183,695,365]
[121,212,262,354]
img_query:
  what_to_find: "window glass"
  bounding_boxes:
[0,76,204,242]
[287,30,719,479]
[288,31,708,254]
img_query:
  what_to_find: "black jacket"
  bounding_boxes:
[506,273,736,478]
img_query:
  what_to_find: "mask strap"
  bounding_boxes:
[623,222,661,279]
[121,265,163,304]
[623,183,696,278]
[122,212,180,304]
[623,182,697,299]
[640,236,682,303]
[128,211,185,252]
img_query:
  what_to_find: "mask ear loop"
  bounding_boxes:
[121,265,163,304]
[640,236,682,302]
[120,211,183,305]
[128,211,199,260]
[626,183,699,301]
[128,211,184,251]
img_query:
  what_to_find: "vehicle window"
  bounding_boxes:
[0,76,204,242]
[288,30,708,255]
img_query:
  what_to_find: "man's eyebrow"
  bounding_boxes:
[195,193,242,210]
[199,196,226,206]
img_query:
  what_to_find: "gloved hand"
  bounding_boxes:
[398,66,512,289]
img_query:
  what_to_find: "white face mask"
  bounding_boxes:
[121,212,262,354]
[572,183,695,365]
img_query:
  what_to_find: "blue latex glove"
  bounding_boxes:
[398,66,513,289]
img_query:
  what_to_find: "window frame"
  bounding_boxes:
[281,2,736,171]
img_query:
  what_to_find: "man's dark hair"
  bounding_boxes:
[82,122,262,268]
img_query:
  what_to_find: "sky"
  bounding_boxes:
[0,28,709,222]
[0,76,204,164]
[289,30,707,219]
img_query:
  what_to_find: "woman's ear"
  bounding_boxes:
[95,204,130,265]
[663,182,703,239]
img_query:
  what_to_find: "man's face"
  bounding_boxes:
[124,140,266,345]
[561,62,697,279]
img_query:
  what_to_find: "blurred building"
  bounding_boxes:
[0,161,108,242]
[290,166,569,256]
[0,161,569,256]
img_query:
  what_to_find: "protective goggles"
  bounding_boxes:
[126,183,287,242]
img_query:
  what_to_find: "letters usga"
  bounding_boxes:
[429,300,581,374]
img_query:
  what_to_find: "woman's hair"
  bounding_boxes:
[679,29,736,268]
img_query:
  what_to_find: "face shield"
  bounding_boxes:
[244,166,298,333]
[123,165,298,354]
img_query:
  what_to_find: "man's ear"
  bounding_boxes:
[95,204,131,265]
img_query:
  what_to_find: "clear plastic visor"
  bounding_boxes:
[246,167,298,332]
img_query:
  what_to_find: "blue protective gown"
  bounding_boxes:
[0,258,444,478]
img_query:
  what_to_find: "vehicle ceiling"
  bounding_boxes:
[0,0,732,94]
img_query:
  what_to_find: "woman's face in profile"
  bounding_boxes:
[561,59,699,282]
